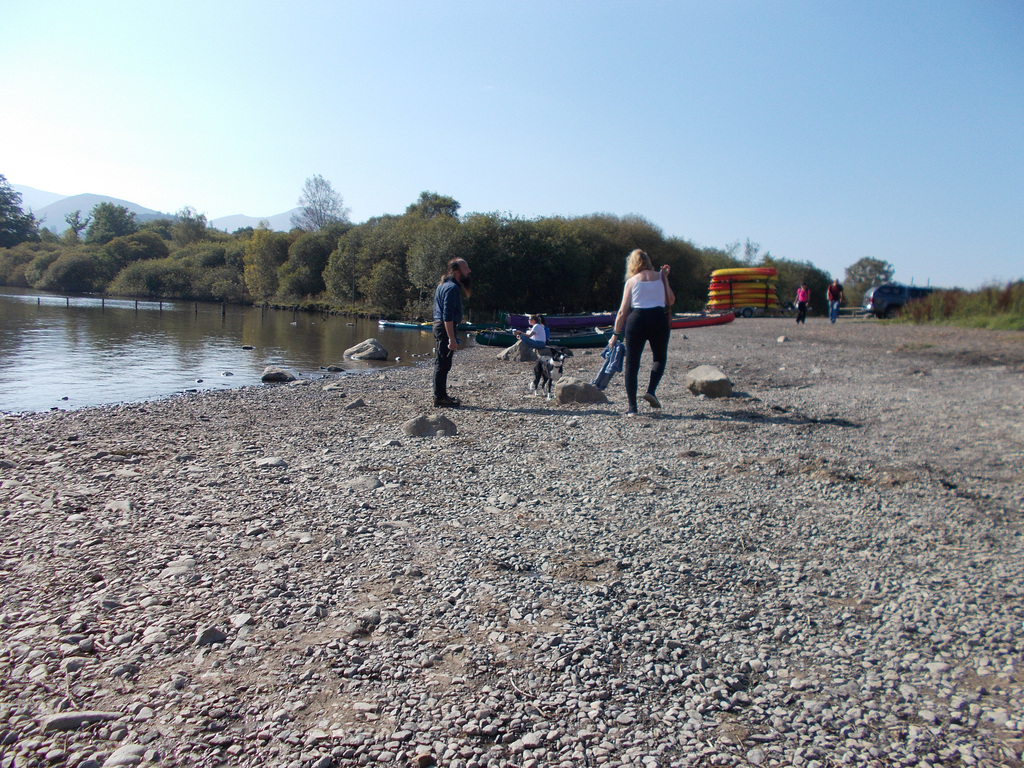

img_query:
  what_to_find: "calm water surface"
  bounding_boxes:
[0,289,439,413]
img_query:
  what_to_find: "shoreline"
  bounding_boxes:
[1,318,1022,767]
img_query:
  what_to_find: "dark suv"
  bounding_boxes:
[862,283,934,318]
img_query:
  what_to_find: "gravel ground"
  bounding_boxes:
[1,317,1022,768]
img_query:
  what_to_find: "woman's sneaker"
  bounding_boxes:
[643,392,662,409]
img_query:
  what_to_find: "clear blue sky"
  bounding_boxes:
[3,1,1021,289]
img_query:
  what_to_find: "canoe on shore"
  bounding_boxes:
[377,319,500,331]
[377,319,429,330]
[476,313,734,346]
[670,311,735,329]
[501,311,616,330]
[473,328,614,348]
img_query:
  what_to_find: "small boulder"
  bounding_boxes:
[101,744,147,767]
[402,414,457,437]
[254,457,287,468]
[685,365,732,398]
[496,341,538,362]
[554,377,608,404]
[41,711,121,732]
[343,476,384,492]
[195,626,228,646]
[344,338,388,361]
[261,366,296,383]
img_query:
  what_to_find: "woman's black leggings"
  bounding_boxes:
[624,307,670,410]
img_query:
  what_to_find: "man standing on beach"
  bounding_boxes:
[432,258,471,407]
[827,278,844,324]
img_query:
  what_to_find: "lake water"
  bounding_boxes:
[0,288,439,413]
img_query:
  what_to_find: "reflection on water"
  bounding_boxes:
[0,289,438,413]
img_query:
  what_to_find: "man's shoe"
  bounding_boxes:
[643,392,662,409]
[433,396,460,408]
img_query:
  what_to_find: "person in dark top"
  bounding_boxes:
[826,278,844,323]
[432,258,472,407]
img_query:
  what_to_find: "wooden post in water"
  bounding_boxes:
[159,301,163,312]
[66,297,70,307]
[195,302,198,316]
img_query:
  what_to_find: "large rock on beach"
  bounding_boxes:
[261,366,296,382]
[40,711,121,732]
[402,413,457,437]
[496,340,538,362]
[344,338,388,360]
[554,376,608,404]
[685,364,732,397]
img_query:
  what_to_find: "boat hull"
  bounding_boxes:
[711,267,778,278]
[670,311,735,329]
[474,329,614,348]
[502,312,615,330]
[378,319,499,331]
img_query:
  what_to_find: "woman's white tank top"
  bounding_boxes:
[631,277,665,309]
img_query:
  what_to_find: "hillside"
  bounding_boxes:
[12,183,297,234]
[209,209,300,232]
[32,194,168,233]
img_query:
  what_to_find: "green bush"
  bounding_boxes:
[905,282,1024,330]
[37,252,107,293]
[0,242,58,286]
[108,258,192,298]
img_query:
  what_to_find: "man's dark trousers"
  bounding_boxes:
[433,323,453,399]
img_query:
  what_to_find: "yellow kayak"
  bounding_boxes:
[708,289,779,298]
[711,267,777,278]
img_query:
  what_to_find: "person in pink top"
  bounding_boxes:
[795,283,811,324]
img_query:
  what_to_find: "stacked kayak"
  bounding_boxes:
[707,267,778,311]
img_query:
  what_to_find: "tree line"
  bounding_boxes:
[2,173,894,318]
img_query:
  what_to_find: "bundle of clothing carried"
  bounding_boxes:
[591,341,625,390]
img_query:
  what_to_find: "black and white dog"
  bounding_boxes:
[531,346,572,398]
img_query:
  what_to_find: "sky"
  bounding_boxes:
[2,0,1021,290]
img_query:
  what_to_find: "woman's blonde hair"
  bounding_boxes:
[626,249,653,278]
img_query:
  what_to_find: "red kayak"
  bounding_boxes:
[670,311,735,329]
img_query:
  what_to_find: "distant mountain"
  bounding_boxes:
[210,209,301,233]
[30,194,169,234]
[11,183,297,234]
[12,184,67,212]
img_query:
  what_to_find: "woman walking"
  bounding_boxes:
[795,282,810,324]
[608,249,674,416]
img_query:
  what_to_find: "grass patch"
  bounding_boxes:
[899,281,1024,330]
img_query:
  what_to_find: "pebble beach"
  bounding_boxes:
[1,317,1022,768]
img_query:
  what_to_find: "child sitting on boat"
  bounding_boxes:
[514,315,549,349]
